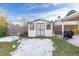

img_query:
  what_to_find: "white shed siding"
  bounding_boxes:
[28,30,36,37]
[45,30,52,36]
[45,23,53,37]
[28,23,36,37]
[28,20,53,37]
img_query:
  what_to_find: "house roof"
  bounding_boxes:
[60,11,79,21]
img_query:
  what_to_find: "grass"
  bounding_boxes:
[0,40,18,56]
[53,39,79,56]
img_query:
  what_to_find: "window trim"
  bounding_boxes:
[46,22,51,30]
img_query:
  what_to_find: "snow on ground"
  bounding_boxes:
[0,36,19,42]
[11,38,54,56]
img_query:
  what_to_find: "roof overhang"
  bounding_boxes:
[60,11,79,21]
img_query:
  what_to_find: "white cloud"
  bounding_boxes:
[27,4,79,21]
[46,8,69,21]
[26,7,69,21]
[23,4,35,10]
[22,3,53,11]
[0,7,9,16]
[47,3,79,20]
[53,3,61,5]
[67,4,79,11]
[9,3,79,24]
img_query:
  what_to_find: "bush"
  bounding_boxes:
[0,27,7,37]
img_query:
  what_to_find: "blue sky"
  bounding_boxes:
[0,3,79,24]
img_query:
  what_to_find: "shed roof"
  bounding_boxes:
[29,19,53,23]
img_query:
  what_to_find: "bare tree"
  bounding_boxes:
[20,16,29,32]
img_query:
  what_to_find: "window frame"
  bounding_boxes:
[46,22,51,30]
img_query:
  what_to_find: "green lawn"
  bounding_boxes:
[0,40,18,56]
[53,39,79,56]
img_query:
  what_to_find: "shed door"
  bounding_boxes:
[36,23,45,37]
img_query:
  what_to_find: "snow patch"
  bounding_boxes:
[0,36,19,42]
[11,38,54,56]
[12,45,16,48]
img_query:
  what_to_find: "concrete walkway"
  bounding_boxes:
[67,35,79,47]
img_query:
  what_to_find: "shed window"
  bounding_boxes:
[46,23,51,30]
[30,23,34,30]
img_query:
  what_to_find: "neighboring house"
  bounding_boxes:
[28,19,53,37]
[54,12,79,35]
